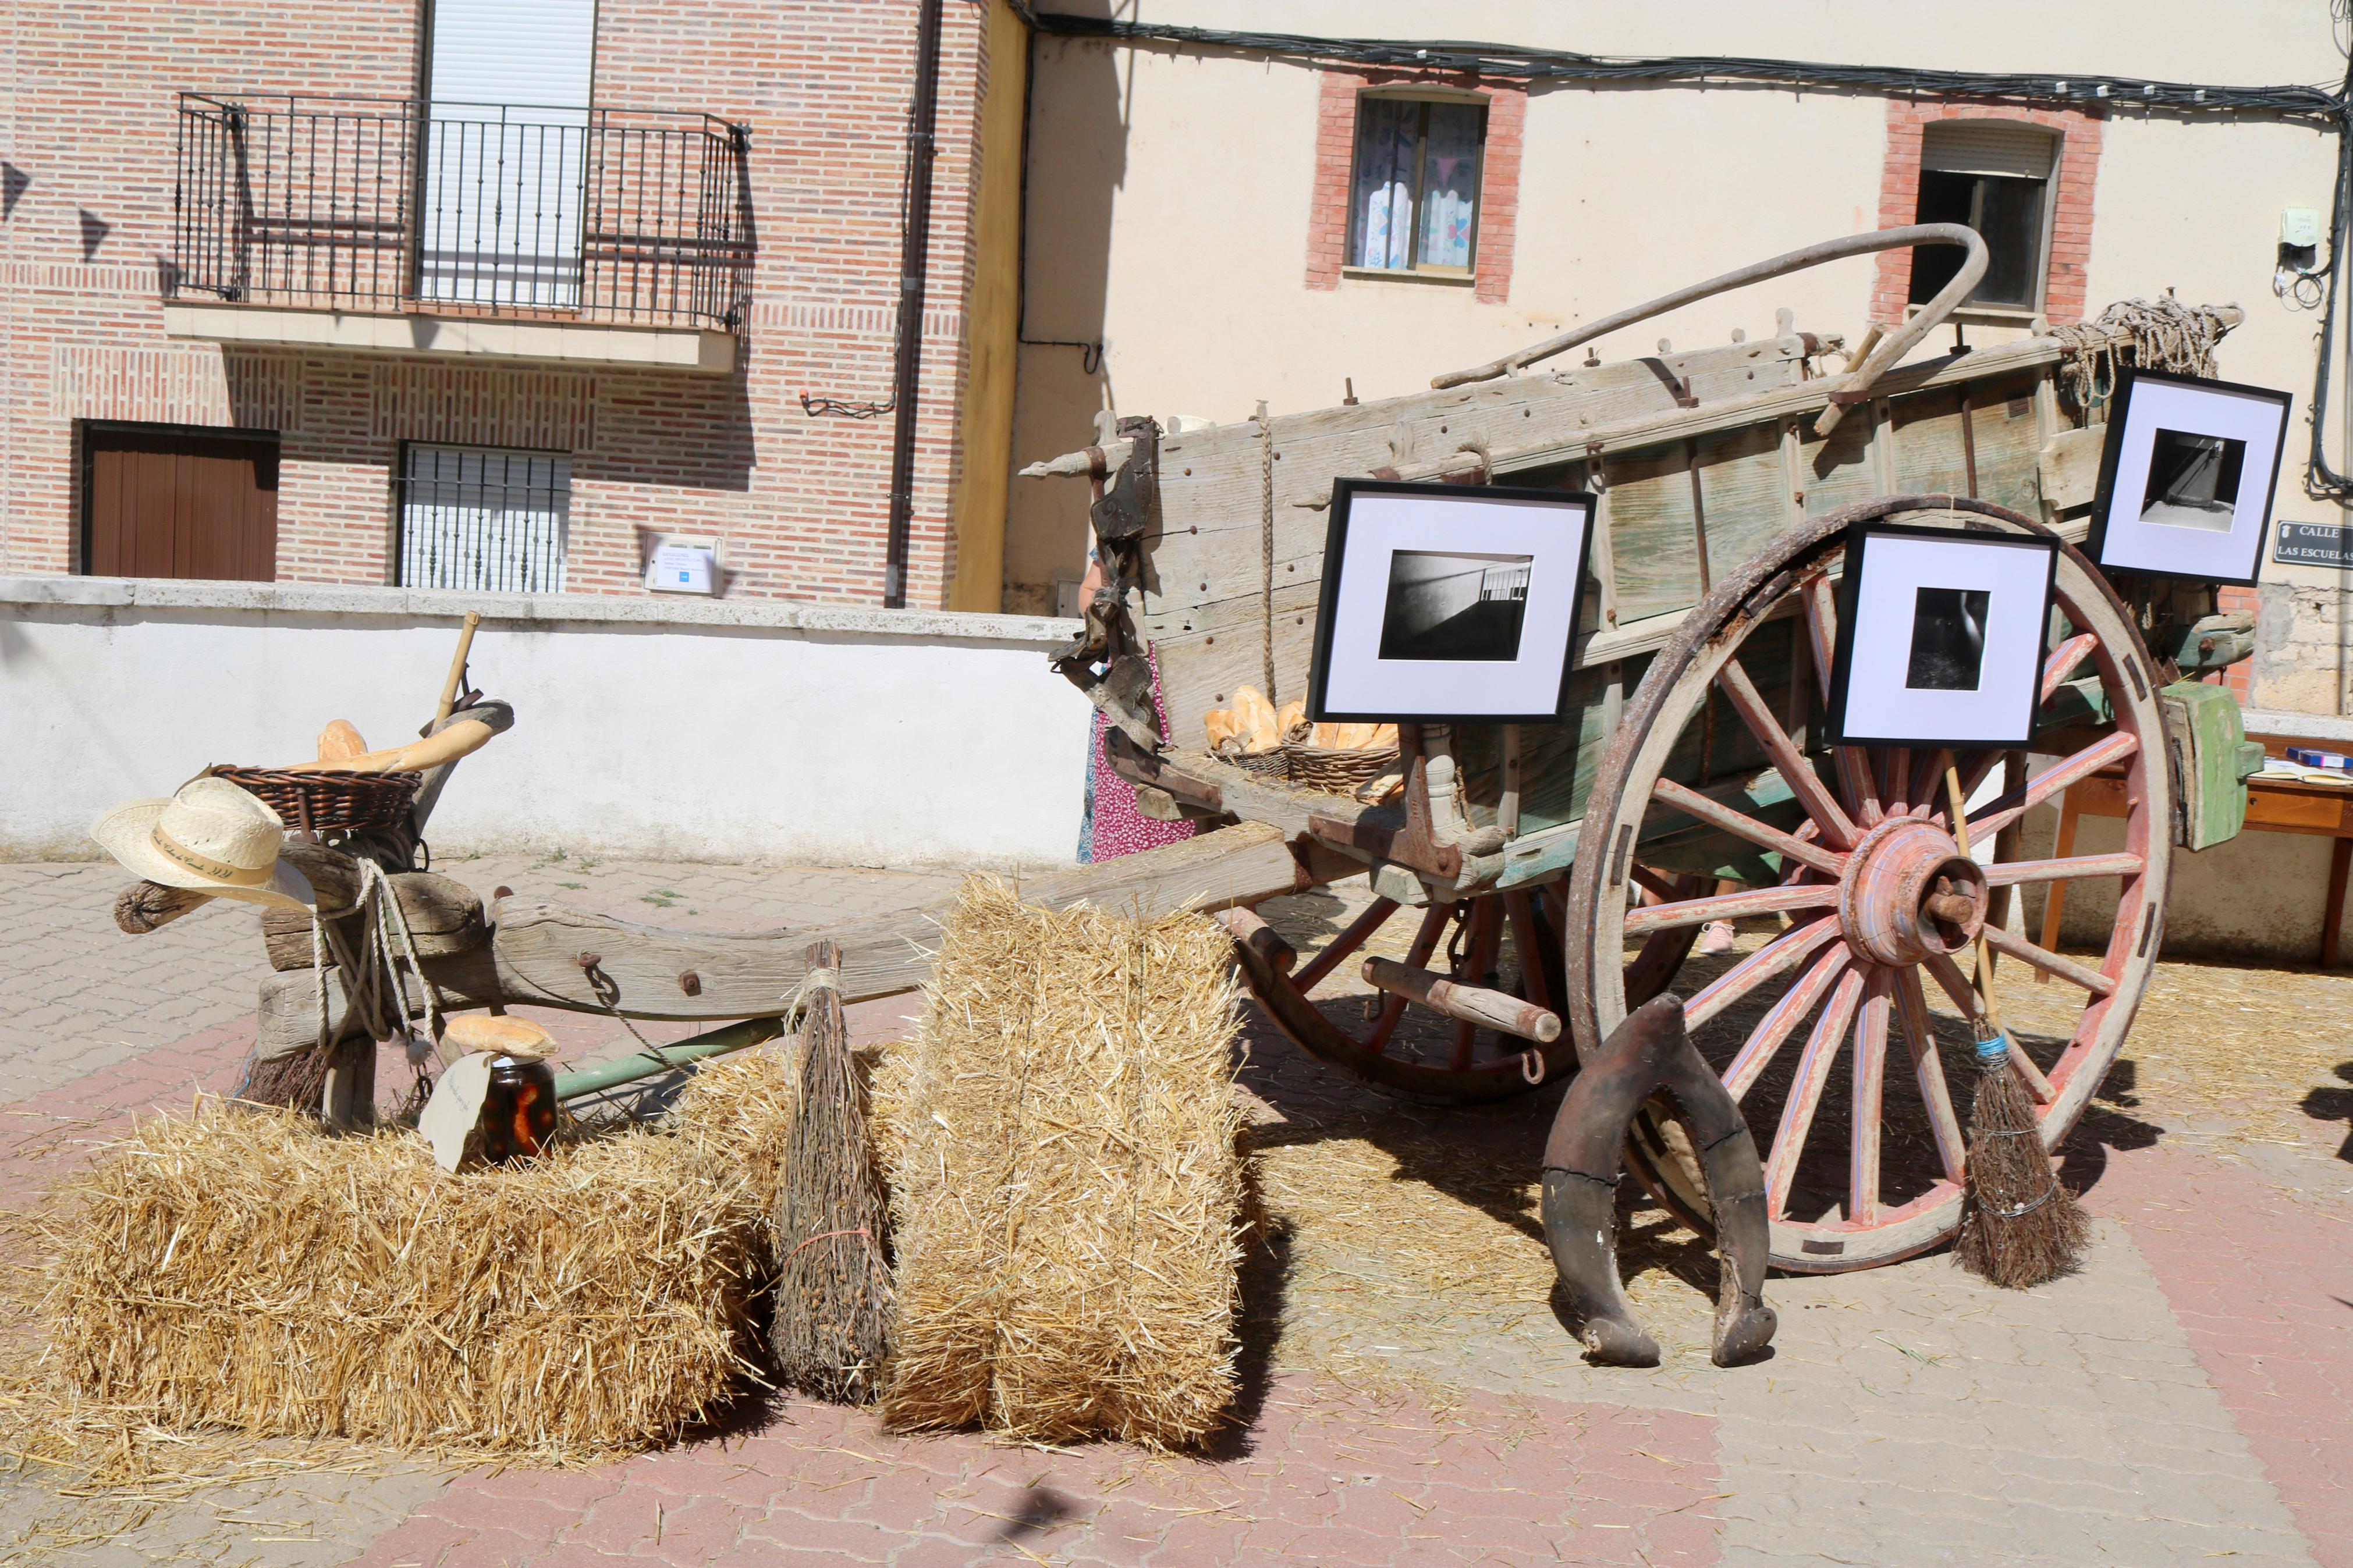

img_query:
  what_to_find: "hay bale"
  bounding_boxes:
[22,1048,796,1462]
[879,876,1247,1449]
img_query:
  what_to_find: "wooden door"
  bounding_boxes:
[82,425,279,580]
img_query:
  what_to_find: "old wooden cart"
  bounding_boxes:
[1028,225,2261,1274]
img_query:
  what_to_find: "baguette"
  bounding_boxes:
[1231,685,1280,752]
[1204,709,1239,751]
[1276,699,1305,739]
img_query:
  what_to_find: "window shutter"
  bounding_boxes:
[427,0,597,110]
[1919,122,2057,180]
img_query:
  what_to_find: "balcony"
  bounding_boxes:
[165,93,753,373]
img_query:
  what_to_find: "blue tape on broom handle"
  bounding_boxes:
[1975,1030,2012,1065]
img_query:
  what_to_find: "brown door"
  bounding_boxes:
[82,424,278,580]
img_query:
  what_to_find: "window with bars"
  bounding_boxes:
[396,445,569,593]
[1346,94,1487,276]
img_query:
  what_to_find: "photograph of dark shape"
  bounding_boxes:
[2138,427,2245,532]
[1904,586,1991,691]
[1377,550,1534,661]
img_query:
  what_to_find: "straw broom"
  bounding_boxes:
[1946,765,2091,1288]
[771,940,894,1402]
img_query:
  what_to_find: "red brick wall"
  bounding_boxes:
[0,0,999,608]
[1869,99,2104,327]
[1305,68,1523,306]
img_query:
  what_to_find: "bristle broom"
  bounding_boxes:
[771,940,895,1402]
[1946,765,2091,1289]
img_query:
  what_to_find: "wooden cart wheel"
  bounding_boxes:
[1235,877,1702,1104]
[1563,496,2171,1272]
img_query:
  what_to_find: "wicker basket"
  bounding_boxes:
[206,766,424,834]
[1283,741,1401,797]
[1212,741,1289,782]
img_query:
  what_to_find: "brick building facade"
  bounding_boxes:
[0,0,1020,609]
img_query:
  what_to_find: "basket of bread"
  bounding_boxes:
[1204,687,1297,780]
[1283,720,1400,796]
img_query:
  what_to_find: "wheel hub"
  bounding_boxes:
[1837,815,1987,968]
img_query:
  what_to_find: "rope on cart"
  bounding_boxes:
[1258,403,1277,703]
[2050,294,2232,419]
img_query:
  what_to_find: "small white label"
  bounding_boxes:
[647,542,716,595]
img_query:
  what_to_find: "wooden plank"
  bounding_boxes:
[1966,376,2047,517]
[1892,387,1972,498]
[2039,425,2106,510]
[2160,680,2251,850]
[491,822,1312,1022]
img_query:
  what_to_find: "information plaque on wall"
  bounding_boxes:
[2274,521,2353,568]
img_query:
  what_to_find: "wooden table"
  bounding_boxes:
[2053,767,2353,965]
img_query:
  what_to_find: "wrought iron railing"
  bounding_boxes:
[171,93,753,332]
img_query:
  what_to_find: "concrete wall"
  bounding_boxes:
[0,579,1091,870]
[1005,1,2353,712]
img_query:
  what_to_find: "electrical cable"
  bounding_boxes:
[1007,3,2353,497]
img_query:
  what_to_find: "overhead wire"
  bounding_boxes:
[1007,4,2353,497]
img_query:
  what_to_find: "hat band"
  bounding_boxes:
[151,826,275,888]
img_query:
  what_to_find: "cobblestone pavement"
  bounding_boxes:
[2,858,2350,1566]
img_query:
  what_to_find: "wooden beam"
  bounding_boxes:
[1361,955,1561,1044]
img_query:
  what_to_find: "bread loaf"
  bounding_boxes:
[317,720,368,763]
[1231,687,1280,753]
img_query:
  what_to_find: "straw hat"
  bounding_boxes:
[91,777,314,912]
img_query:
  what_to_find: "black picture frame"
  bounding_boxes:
[2086,365,2291,589]
[1826,520,2060,751]
[1305,476,1599,724]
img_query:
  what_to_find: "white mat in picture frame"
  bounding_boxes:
[2089,367,2291,587]
[1307,478,1597,724]
[1829,523,2059,750]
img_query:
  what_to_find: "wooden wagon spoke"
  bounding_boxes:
[1649,777,1847,877]
[2040,632,2101,702]
[1893,965,1967,1184]
[1627,863,1683,905]
[1979,923,2119,996]
[1802,573,1839,704]
[1291,896,1399,992]
[1922,951,2059,1104]
[1503,891,1555,1015]
[1876,747,1914,816]
[1982,852,2145,887]
[1765,965,1869,1219]
[1965,731,2139,843]
[1850,970,1893,1226]
[1449,899,1504,1071]
[1685,915,1843,1029]
[1623,883,1839,936]
[1364,903,1451,1057]
[1716,657,1859,849]
[1723,941,1852,1100]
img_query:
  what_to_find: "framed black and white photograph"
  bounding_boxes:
[1307,478,1596,723]
[1828,523,2060,749]
[2088,367,2291,587]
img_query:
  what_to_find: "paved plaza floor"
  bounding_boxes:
[2,852,2350,1566]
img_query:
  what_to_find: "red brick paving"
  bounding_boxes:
[349,1382,1722,1567]
[2089,1139,2353,1568]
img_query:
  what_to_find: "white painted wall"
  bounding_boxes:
[0,578,1092,870]
[1007,0,2353,704]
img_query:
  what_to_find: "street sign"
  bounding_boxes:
[2273,520,2353,568]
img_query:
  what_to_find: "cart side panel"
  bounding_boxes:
[1140,336,1821,754]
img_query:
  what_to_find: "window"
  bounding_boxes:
[396,445,569,592]
[1909,122,2059,312]
[1347,95,1486,276]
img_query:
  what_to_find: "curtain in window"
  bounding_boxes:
[1418,103,1481,270]
[1351,98,1418,269]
